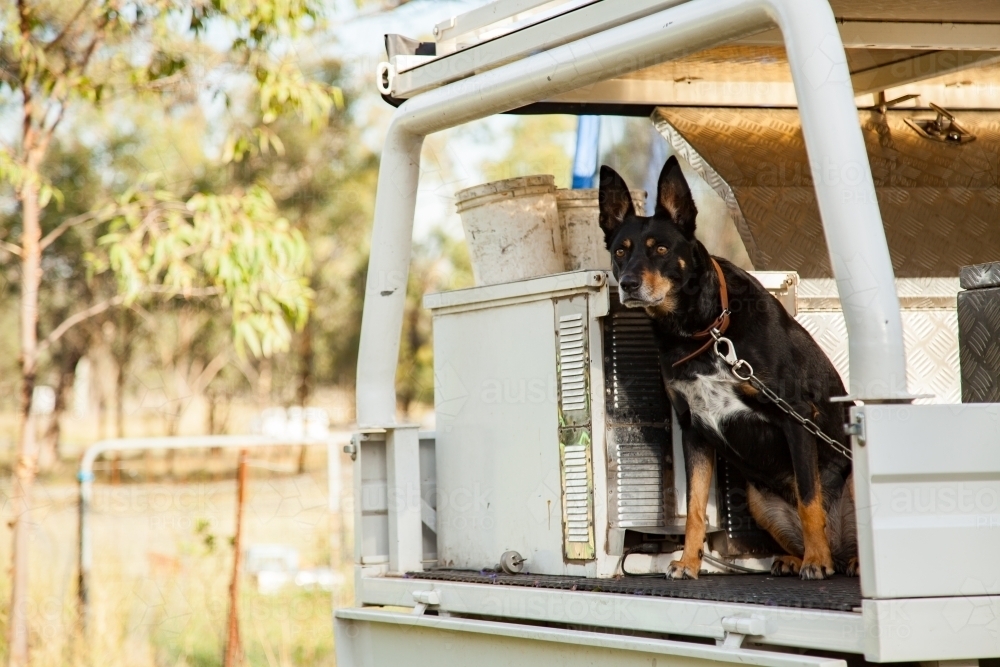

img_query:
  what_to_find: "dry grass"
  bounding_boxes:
[0,449,354,667]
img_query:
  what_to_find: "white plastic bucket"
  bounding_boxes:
[455,175,564,285]
[556,188,647,271]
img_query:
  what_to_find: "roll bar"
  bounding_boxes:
[357,0,910,426]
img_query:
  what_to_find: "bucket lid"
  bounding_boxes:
[456,175,556,205]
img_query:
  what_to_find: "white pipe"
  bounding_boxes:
[356,0,909,425]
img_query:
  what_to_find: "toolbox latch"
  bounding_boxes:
[719,616,766,648]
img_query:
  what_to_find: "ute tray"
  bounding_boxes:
[408,570,861,612]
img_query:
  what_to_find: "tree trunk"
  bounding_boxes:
[9,162,43,667]
[296,319,313,473]
[115,354,127,438]
[223,450,249,667]
[40,349,83,472]
[112,346,129,484]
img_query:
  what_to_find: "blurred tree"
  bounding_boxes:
[396,228,473,419]
[0,1,339,662]
[227,63,380,407]
[481,115,576,188]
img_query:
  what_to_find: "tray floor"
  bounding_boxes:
[409,569,862,612]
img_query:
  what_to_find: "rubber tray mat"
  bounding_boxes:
[408,569,862,612]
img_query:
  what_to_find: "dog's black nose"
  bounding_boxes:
[619,274,640,292]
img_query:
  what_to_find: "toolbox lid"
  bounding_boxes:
[960,262,1000,290]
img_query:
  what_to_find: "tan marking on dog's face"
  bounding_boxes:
[640,269,677,317]
[622,238,632,249]
[646,237,656,248]
[678,258,686,270]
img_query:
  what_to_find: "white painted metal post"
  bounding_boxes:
[355,127,424,427]
[768,0,908,399]
[386,425,423,573]
[355,0,909,430]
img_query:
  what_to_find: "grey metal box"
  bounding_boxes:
[959,280,1000,403]
[960,261,1000,291]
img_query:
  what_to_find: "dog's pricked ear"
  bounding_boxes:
[655,156,697,238]
[598,165,635,248]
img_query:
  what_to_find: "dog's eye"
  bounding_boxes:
[614,248,625,258]
[656,245,669,255]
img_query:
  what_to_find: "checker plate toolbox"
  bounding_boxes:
[959,261,1000,403]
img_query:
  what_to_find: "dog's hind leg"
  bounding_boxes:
[667,430,714,580]
[826,474,858,576]
[747,483,804,576]
[785,424,836,579]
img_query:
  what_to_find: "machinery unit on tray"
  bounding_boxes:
[420,270,798,577]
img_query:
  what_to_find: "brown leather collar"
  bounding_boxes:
[671,257,730,368]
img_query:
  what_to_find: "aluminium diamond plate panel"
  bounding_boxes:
[657,109,1000,279]
[958,286,1000,403]
[960,261,1000,290]
[797,278,960,404]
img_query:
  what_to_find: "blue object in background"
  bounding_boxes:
[571,115,601,189]
[643,125,669,206]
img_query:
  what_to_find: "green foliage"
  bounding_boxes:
[482,115,577,188]
[396,228,474,415]
[95,185,312,357]
[1,0,344,362]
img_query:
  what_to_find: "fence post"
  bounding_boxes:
[224,449,248,667]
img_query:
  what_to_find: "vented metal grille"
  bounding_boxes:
[605,305,671,424]
[563,434,591,544]
[714,461,781,557]
[609,426,670,528]
[604,294,671,531]
[555,298,595,560]
[558,313,587,412]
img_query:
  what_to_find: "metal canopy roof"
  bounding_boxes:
[383,0,1000,110]
[829,0,1000,22]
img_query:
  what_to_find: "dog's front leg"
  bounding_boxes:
[667,429,714,580]
[785,423,835,580]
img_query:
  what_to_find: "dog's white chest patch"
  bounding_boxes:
[669,363,755,438]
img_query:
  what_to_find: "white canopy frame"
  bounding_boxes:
[356,0,911,428]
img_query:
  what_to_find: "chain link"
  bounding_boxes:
[710,332,853,461]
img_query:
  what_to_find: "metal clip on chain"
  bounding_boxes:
[709,331,853,461]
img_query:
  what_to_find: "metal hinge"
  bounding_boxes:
[344,433,368,461]
[844,413,865,446]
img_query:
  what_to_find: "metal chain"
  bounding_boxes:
[709,333,853,461]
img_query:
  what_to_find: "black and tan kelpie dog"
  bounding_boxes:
[599,157,856,580]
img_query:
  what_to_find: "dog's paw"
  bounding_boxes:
[666,559,700,580]
[845,557,859,577]
[799,559,835,580]
[770,555,801,577]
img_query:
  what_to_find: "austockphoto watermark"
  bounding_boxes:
[356,481,492,516]
[479,590,638,625]
[888,485,1000,519]
[91,484,220,514]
